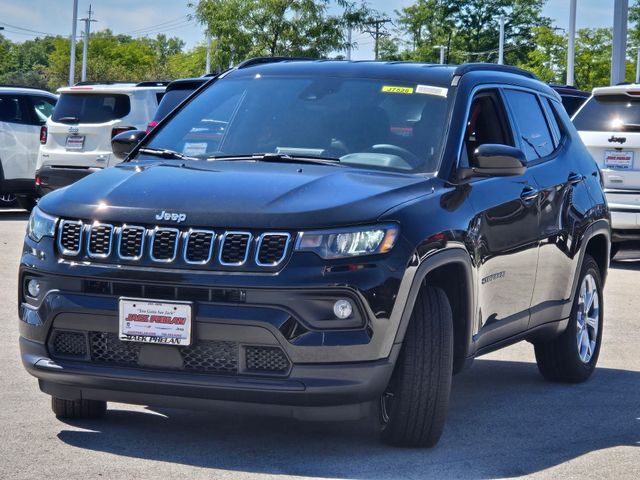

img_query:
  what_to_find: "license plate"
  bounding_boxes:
[604,150,634,169]
[118,298,192,346]
[65,135,85,150]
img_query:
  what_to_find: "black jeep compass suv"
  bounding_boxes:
[19,58,610,447]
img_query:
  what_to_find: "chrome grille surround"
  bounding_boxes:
[57,220,84,256]
[183,229,215,265]
[86,222,114,258]
[150,227,180,263]
[218,231,252,266]
[255,232,291,267]
[118,225,146,260]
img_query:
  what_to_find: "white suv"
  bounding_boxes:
[573,84,640,255]
[36,82,166,196]
[0,86,57,210]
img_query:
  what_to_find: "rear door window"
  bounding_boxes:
[0,95,28,124]
[52,93,131,123]
[573,95,640,131]
[503,89,555,161]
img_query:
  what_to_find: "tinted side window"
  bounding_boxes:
[153,88,195,121]
[29,96,57,125]
[0,95,26,123]
[542,98,562,146]
[561,95,587,116]
[461,90,513,167]
[504,89,554,161]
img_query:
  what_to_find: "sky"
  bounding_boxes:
[0,0,620,60]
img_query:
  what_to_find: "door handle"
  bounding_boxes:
[568,172,584,185]
[520,186,539,202]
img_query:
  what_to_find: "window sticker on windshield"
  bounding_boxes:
[183,142,207,156]
[416,85,448,97]
[381,86,414,94]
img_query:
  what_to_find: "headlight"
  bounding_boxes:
[27,206,57,242]
[295,224,399,259]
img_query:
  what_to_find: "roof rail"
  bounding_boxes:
[454,63,539,80]
[0,84,49,91]
[135,80,171,87]
[236,56,315,69]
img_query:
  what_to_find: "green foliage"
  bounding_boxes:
[190,0,374,70]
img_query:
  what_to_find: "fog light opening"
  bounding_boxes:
[27,279,41,298]
[333,299,353,319]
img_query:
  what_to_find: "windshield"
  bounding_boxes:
[145,75,449,172]
[52,93,131,123]
[573,94,640,131]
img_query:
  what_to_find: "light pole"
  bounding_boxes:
[69,0,78,86]
[434,45,446,64]
[498,15,505,65]
[612,0,628,85]
[636,46,640,84]
[567,0,576,86]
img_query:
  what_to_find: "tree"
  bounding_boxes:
[517,25,567,84]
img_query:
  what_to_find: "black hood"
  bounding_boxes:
[39,160,434,229]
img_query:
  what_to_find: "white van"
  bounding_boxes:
[36,82,166,196]
[0,86,57,209]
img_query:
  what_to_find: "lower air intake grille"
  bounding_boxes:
[59,221,83,253]
[119,226,145,259]
[220,233,251,265]
[90,332,140,365]
[245,346,290,373]
[88,224,113,256]
[52,331,87,357]
[181,341,238,373]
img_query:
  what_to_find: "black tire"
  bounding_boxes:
[16,195,36,212]
[51,397,107,419]
[534,254,603,383]
[380,286,453,448]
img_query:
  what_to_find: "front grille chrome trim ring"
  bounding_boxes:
[255,232,291,267]
[149,227,181,263]
[183,229,216,265]
[86,222,114,259]
[57,220,84,256]
[218,231,253,266]
[117,225,146,261]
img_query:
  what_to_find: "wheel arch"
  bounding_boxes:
[392,247,475,374]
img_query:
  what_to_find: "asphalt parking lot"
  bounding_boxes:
[0,209,638,480]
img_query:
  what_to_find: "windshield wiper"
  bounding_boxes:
[137,147,197,161]
[207,152,341,165]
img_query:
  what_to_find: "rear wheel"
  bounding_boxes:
[534,254,603,383]
[379,286,453,448]
[51,397,107,419]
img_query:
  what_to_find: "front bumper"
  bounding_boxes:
[604,190,640,240]
[19,234,414,417]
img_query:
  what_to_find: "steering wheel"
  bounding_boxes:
[366,144,422,169]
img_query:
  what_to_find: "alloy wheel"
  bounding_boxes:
[576,273,599,363]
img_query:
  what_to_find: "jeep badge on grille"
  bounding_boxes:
[155,211,187,223]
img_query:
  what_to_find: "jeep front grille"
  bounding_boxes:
[56,220,292,269]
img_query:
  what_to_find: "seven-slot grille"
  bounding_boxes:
[59,221,83,254]
[88,223,113,257]
[56,221,291,269]
[219,232,252,265]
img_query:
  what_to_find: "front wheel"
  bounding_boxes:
[534,254,603,383]
[379,286,453,447]
[51,397,107,419]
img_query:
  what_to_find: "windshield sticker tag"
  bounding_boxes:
[416,85,448,97]
[182,142,207,156]
[381,85,414,94]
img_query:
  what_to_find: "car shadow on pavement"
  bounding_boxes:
[0,210,29,221]
[55,359,640,479]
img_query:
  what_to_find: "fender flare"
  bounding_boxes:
[389,246,476,362]
[569,219,611,303]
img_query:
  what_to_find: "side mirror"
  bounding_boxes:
[459,144,527,179]
[111,130,146,160]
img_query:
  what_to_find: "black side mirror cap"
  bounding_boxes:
[112,130,146,160]
[459,144,527,180]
